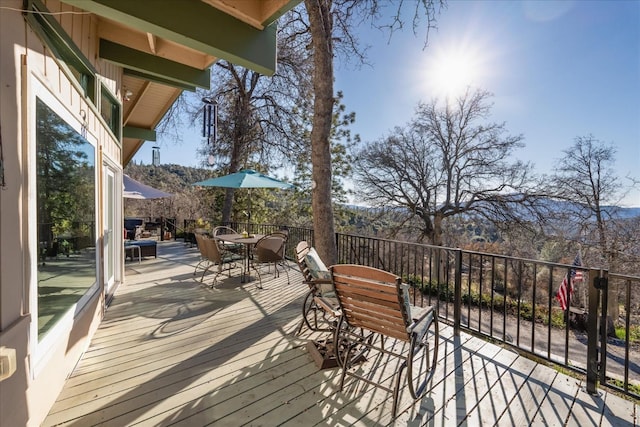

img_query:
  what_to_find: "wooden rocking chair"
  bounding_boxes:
[330,264,439,418]
[295,241,339,334]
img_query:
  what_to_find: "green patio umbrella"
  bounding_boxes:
[192,169,294,224]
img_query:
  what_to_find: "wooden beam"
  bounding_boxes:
[146,33,157,54]
[204,0,301,28]
[100,39,209,89]
[98,19,215,69]
[123,126,156,141]
[64,0,278,75]
[123,69,196,91]
[123,80,151,125]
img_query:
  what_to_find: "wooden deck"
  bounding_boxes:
[43,241,639,426]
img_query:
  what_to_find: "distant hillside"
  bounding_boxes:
[125,163,640,225]
[532,198,640,221]
[613,206,640,219]
[343,200,640,221]
[124,163,213,193]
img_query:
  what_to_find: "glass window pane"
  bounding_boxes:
[27,0,96,103]
[100,86,120,139]
[36,97,97,338]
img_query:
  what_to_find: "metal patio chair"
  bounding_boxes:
[251,231,289,289]
[212,225,244,254]
[193,232,212,280]
[201,235,243,287]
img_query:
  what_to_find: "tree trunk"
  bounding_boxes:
[305,0,337,265]
[432,212,446,281]
[433,211,444,247]
[221,161,240,223]
[221,97,246,223]
[595,201,618,335]
[221,188,234,223]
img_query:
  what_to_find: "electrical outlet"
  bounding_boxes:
[0,347,17,381]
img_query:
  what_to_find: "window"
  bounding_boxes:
[36,97,97,338]
[25,0,97,103]
[101,85,121,139]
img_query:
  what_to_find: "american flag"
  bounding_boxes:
[556,252,583,311]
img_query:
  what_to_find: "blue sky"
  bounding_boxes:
[133,0,640,207]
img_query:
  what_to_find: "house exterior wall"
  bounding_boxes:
[0,1,124,425]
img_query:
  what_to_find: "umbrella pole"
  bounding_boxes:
[247,189,252,234]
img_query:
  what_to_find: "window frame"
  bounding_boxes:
[24,0,98,104]
[28,73,100,377]
[100,83,122,140]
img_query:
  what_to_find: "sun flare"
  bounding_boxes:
[423,40,487,101]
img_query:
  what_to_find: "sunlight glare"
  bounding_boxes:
[422,39,489,101]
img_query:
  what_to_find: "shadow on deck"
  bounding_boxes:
[43,241,638,426]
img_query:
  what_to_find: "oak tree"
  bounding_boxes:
[355,88,535,246]
[304,0,444,264]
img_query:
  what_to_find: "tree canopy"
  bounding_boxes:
[354,89,536,246]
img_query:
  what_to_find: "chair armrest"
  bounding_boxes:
[407,305,435,338]
[314,295,340,317]
[303,278,333,285]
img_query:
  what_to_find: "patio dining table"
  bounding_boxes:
[215,233,264,283]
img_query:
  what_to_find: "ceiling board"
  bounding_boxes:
[60,0,301,166]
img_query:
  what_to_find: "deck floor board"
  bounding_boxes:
[43,241,638,426]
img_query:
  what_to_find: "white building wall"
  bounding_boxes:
[0,1,123,425]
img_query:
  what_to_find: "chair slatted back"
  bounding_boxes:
[331,264,410,342]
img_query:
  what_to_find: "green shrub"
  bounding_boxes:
[408,276,570,329]
[615,325,640,344]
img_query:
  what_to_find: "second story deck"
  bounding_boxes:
[43,240,637,426]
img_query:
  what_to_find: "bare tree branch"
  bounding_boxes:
[355,89,539,246]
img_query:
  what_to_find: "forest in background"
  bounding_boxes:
[124,162,640,278]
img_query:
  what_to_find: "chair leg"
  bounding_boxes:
[251,262,263,289]
[295,317,305,335]
[210,270,222,288]
[392,362,408,419]
[272,260,290,284]
[200,262,213,282]
[211,262,232,288]
[195,259,211,280]
[281,261,290,284]
[297,290,332,335]
[193,259,206,276]
[339,343,354,391]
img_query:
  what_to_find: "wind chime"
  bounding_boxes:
[202,97,218,166]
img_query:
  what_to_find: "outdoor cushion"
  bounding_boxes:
[304,248,331,280]
[131,240,156,247]
[125,240,157,258]
[304,248,334,296]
